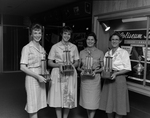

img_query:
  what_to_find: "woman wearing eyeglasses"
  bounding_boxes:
[99,32,131,118]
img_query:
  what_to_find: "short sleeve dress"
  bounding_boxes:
[79,47,104,110]
[47,41,79,108]
[20,41,47,113]
[99,47,131,115]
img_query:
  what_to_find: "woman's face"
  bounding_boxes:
[86,36,95,47]
[62,31,71,42]
[110,35,121,48]
[32,29,42,42]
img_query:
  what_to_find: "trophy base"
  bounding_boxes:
[62,65,74,73]
[82,69,94,77]
[101,71,112,79]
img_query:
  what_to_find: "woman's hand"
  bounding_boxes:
[46,76,51,82]
[81,69,85,75]
[79,65,86,75]
[38,75,47,83]
[70,62,75,69]
[58,63,63,73]
[77,67,83,72]
[111,72,118,80]
[92,70,97,76]
[45,70,51,82]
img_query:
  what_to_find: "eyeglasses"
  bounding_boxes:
[111,38,120,41]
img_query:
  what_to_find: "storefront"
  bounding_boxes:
[94,6,150,118]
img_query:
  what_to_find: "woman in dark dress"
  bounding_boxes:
[78,32,104,118]
[99,32,131,118]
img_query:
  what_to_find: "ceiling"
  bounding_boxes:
[0,0,81,17]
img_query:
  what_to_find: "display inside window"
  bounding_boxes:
[117,29,150,86]
[97,8,150,95]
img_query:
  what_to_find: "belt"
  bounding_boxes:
[28,66,41,68]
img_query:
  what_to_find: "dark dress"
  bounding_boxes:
[99,47,131,115]
[79,47,104,109]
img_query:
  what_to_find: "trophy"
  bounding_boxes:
[41,59,47,76]
[101,52,113,79]
[133,55,144,75]
[82,50,93,76]
[41,53,50,82]
[62,46,74,73]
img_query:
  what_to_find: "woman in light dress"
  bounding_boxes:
[47,26,79,118]
[20,23,47,118]
[78,32,104,118]
[99,32,131,118]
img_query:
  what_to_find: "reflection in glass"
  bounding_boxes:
[133,55,144,76]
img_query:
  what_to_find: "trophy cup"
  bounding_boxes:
[62,46,74,73]
[41,53,50,82]
[101,52,113,79]
[41,59,47,76]
[82,50,93,76]
[133,55,144,75]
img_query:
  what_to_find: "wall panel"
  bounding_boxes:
[93,0,150,16]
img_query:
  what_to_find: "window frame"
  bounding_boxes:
[93,6,150,96]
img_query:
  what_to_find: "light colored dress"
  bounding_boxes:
[99,47,131,115]
[47,41,79,108]
[79,47,104,110]
[20,41,47,113]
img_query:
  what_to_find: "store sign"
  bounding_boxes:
[117,30,150,45]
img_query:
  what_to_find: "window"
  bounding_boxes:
[94,7,150,96]
[3,26,29,71]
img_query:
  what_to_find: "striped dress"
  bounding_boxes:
[20,41,47,113]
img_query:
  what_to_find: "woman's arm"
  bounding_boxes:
[73,60,79,68]
[111,69,130,80]
[20,64,46,83]
[94,50,105,74]
[94,60,104,73]
[77,59,82,71]
[48,59,64,72]
[48,59,60,68]
[77,59,85,72]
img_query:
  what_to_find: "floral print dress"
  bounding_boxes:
[47,41,79,108]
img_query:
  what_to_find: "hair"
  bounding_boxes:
[86,32,97,44]
[29,23,43,41]
[61,26,73,35]
[30,23,43,35]
[109,32,122,41]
